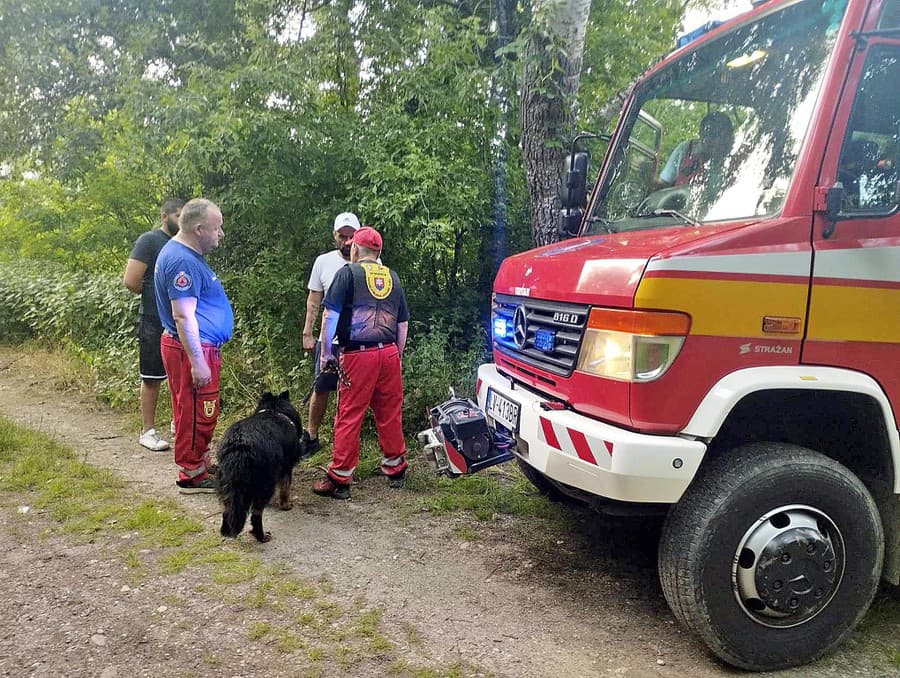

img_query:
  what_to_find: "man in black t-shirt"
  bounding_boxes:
[312,227,409,500]
[123,198,184,451]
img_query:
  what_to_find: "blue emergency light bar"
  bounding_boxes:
[676,20,724,48]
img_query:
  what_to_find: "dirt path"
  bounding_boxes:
[0,346,895,677]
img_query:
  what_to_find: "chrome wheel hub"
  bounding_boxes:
[732,504,844,628]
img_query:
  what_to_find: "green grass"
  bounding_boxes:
[279,579,317,600]
[414,468,567,522]
[248,622,272,640]
[246,578,274,608]
[210,557,262,585]
[353,609,382,638]
[387,660,472,678]
[201,653,221,666]
[454,526,477,541]
[273,628,305,652]
[296,611,318,627]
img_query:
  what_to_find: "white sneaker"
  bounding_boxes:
[139,428,170,451]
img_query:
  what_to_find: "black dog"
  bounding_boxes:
[217,391,307,542]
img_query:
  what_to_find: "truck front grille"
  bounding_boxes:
[492,294,589,377]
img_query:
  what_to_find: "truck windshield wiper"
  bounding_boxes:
[633,209,699,227]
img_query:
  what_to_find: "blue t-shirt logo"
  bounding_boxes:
[174,271,192,291]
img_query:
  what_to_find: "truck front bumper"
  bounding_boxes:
[477,364,707,504]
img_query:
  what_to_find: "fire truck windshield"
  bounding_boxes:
[587,0,849,233]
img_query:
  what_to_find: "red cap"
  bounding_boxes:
[351,226,383,251]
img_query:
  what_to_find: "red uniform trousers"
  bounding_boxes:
[160,333,221,482]
[327,343,407,486]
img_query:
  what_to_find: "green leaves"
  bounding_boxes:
[0,0,694,420]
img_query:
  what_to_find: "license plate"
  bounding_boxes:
[486,388,520,433]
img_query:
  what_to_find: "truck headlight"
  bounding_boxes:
[576,308,691,382]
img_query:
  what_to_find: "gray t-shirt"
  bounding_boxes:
[129,228,171,317]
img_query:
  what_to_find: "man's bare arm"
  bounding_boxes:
[396,321,408,357]
[171,296,211,387]
[302,290,324,350]
[123,259,148,294]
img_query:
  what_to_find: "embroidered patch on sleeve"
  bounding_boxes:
[173,271,192,291]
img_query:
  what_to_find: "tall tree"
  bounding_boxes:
[518,0,721,247]
[520,0,592,247]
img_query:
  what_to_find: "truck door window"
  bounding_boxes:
[587,0,848,233]
[835,47,899,214]
[879,1,900,29]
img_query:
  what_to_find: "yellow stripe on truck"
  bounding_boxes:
[808,285,900,343]
[635,278,809,338]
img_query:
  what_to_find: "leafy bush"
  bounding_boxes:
[401,322,488,430]
[0,260,136,405]
[218,246,309,402]
[0,259,307,412]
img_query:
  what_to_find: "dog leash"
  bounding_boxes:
[331,359,352,389]
[300,359,352,405]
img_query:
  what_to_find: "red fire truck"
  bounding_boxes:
[477,0,898,670]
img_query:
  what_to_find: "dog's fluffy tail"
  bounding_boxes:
[217,448,253,538]
[220,491,249,538]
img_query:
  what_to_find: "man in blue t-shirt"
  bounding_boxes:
[123,198,183,452]
[154,198,233,494]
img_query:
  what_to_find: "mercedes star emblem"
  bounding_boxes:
[513,305,528,349]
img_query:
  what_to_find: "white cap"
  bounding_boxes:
[333,212,361,231]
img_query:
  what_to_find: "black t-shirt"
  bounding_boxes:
[129,228,172,317]
[323,261,409,347]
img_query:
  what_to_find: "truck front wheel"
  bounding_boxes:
[658,442,883,671]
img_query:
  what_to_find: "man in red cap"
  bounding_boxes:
[313,226,409,499]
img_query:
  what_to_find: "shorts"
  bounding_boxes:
[313,340,338,393]
[138,316,167,381]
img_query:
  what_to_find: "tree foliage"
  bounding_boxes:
[0,0,708,413]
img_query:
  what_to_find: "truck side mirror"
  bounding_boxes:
[558,208,583,239]
[822,181,844,239]
[560,152,589,209]
[825,182,844,219]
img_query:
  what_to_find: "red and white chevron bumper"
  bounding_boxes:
[476,364,707,503]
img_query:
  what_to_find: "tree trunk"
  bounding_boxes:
[491,0,517,271]
[520,0,592,247]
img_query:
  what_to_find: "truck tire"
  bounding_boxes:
[658,442,883,671]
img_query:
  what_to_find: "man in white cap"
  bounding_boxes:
[301,211,361,452]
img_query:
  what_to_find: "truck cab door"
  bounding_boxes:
[804,13,900,426]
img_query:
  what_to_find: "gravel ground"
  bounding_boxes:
[0,346,896,677]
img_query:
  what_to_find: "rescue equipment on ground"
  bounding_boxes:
[417,391,515,477]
